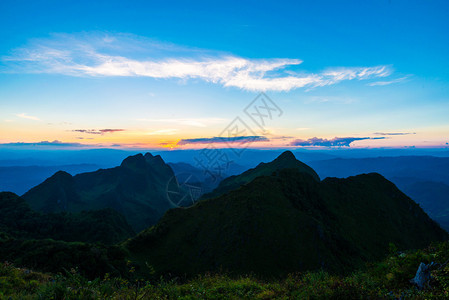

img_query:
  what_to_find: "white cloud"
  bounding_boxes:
[367,76,408,86]
[305,96,357,104]
[15,113,40,121]
[3,33,394,92]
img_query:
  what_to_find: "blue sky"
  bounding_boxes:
[0,0,448,149]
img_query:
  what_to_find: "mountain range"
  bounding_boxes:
[22,153,184,232]
[2,150,447,279]
[3,151,449,234]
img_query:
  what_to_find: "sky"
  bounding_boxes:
[0,0,448,150]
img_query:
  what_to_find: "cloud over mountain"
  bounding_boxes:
[0,140,85,147]
[291,136,385,147]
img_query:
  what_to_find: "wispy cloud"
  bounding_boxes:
[2,33,393,92]
[99,129,125,134]
[304,96,357,104]
[15,113,40,121]
[0,140,85,147]
[71,128,125,135]
[177,136,268,145]
[137,117,227,127]
[367,76,408,86]
[373,132,416,136]
[291,136,385,147]
[147,129,178,135]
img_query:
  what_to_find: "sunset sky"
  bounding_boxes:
[1,0,448,150]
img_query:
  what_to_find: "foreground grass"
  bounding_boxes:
[2,242,449,299]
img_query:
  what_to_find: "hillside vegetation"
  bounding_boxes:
[2,241,449,299]
[1,151,448,298]
[0,192,134,244]
[126,152,447,278]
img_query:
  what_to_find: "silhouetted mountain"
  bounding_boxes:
[0,192,134,244]
[201,150,320,199]
[308,156,449,230]
[22,153,184,231]
[126,152,447,277]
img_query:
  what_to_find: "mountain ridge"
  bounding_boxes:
[125,152,448,277]
[202,150,320,200]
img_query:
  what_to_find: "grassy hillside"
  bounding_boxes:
[2,151,448,298]
[2,241,449,299]
[0,192,134,244]
[0,238,128,279]
[0,191,133,279]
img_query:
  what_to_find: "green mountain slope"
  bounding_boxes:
[201,150,320,199]
[126,152,447,278]
[22,153,183,232]
[394,179,449,231]
[0,191,134,244]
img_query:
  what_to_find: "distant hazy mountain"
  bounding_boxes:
[309,156,449,185]
[126,152,447,277]
[22,153,185,232]
[168,161,246,196]
[0,192,134,244]
[393,179,449,230]
[0,164,100,195]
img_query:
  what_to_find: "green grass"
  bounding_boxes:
[2,241,449,299]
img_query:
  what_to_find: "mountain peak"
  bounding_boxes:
[271,150,320,181]
[152,154,164,163]
[127,167,448,278]
[120,153,145,168]
[47,171,74,188]
[275,150,296,161]
[50,170,73,180]
[144,152,154,160]
[202,149,320,200]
